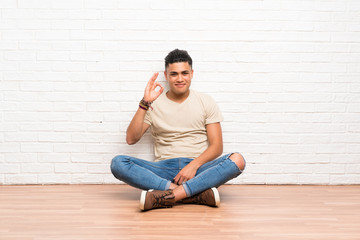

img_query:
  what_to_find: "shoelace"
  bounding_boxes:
[192,194,206,204]
[152,191,174,208]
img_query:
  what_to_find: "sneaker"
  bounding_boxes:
[139,189,175,211]
[181,187,220,207]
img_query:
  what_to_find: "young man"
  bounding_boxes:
[111,49,246,211]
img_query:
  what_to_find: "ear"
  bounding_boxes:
[164,70,168,81]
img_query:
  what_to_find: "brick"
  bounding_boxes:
[316,145,347,154]
[52,0,83,9]
[18,0,51,9]
[20,123,53,132]
[71,174,104,184]
[346,164,360,174]
[19,62,52,71]
[6,175,38,184]
[70,52,103,62]
[0,143,20,153]
[21,143,53,153]
[17,19,51,29]
[4,153,37,163]
[70,30,102,40]
[314,22,346,32]
[71,113,104,122]
[299,135,331,144]
[348,124,360,132]
[5,133,38,142]
[0,102,18,111]
[265,174,299,185]
[0,0,17,8]
[51,62,86,72]
[19,102,53,112]
[70,73,103,82]
[84,0,118,9]
[118,0,149,9]
[2,30,35,40]
[330,175,360,185]
[71,154,103,163]
[85,144,120,153]
[38,174,71,184]
[52,41,85,50]
[86,62,119,72]
[87,164,110,174]
[55,163,87,173]
[37,51,70,61]
[36,30,69,40]
[72,133,103,143]
[5,51,36,61]
[298,174,330,185]
[19,41,52,50]
[348,145,360,154]
[22,163,54,173]
[86,102,122,112]
[52,102,85,112]
[38,133,72,142]
[38,153,70,163]
[0,164,20,173]
[53,143,85,153]
[52,20,83,30]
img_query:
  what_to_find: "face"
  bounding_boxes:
[164,62,193,97]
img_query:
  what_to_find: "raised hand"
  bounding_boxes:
[144,72,164,102]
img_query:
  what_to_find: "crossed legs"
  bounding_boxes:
[169,153,246,202]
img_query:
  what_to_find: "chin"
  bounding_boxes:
[176,89,189,95]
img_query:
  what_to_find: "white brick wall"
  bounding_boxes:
[1,0,360,185]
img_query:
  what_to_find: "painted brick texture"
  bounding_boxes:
[1,0,360,184]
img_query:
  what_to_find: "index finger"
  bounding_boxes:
[146,72,159,87]
[152,82,164,91]
[173,174,180,185]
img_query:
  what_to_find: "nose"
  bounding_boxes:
[176,75,184,82]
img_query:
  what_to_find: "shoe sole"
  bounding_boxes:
[211,187,220,207]
[139,189,154,211]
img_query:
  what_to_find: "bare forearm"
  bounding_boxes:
[126,108,148,145]
[190,143,223,169]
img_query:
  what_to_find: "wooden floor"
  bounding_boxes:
[0,185,359,240]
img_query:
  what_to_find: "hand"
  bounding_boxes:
[144,72,164,102]
[173,163,198,185]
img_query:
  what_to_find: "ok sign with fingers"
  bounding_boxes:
[144,72,165,103]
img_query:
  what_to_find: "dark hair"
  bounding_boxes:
[164,49,193,70]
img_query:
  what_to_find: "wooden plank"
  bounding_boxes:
[0,185,359,240]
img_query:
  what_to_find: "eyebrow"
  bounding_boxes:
[170,70,189,74]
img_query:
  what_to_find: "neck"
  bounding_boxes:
[166,90,190,103]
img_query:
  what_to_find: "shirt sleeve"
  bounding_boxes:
[204,95,223,125]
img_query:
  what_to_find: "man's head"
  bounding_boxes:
[164,49,194,99]
[164,49,193,70]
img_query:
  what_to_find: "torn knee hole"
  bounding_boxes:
[229,153,246,171]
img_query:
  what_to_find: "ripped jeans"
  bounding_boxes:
[110,153,245,197]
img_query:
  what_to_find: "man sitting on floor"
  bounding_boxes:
[111,49,246,211]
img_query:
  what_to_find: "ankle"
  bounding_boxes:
[172,185,188,202]
[169,183,178,190]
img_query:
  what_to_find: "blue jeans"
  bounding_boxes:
[110,153,245,197]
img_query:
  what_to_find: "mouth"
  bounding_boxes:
[175,83,186,88]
